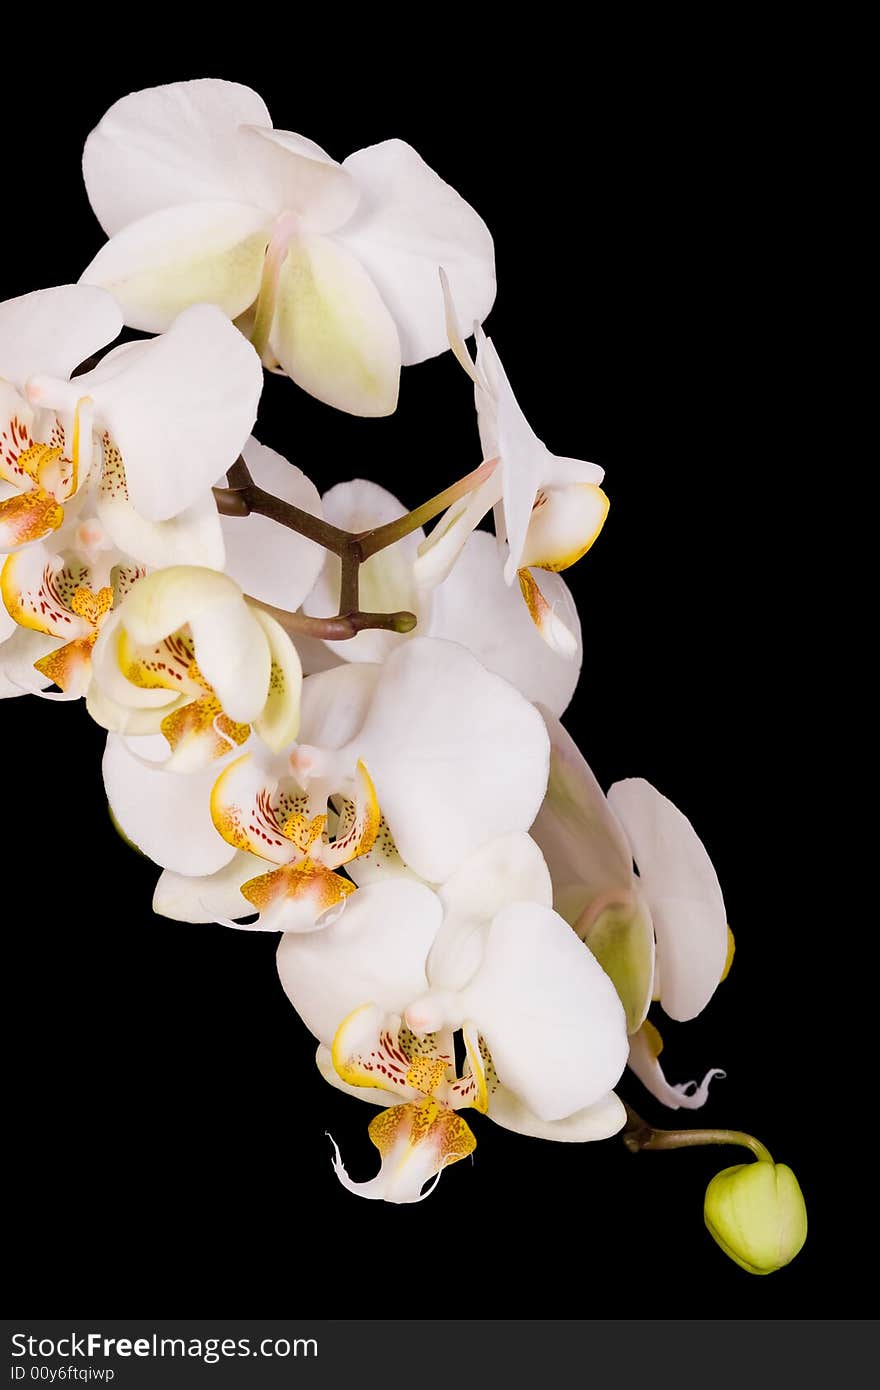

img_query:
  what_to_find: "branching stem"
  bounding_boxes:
[214,454,497,642]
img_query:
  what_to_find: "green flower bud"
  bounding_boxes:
[704,1160,807,1274]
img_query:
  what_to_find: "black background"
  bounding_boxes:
[4,31,852,1316]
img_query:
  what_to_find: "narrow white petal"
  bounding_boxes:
[251,607,302,752]
[531,708,636,923]
[474,335,546,580]
[628,1022,726,1110]
[413,474,500,590]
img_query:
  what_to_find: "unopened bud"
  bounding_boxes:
[704,1160,807,1275]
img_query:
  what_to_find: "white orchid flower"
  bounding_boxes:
[206,750,380,931]
[1,288,262,569]
[413,273,609,655]
[89,566,301,771]
[136,637,548,932]
[297,478,583,716]
[276,834,629,1203]
[1,285,122,553]
[80,79,495,418]
[531,707,732,1110]
[1,540,143,700]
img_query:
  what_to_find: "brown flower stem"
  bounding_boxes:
[214,452,495,641]
[247,596,417,642]
[622,1103,774,1164]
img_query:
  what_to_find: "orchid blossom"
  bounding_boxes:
[0,286,122,553]
[413,273,609,655]
[80,79,495,416]
[118,638,549,929]
[532,707,732,1110]
[277,835,629,1202]
[1,540,143,700]
[89,566,301,771]
[0,288,262,572]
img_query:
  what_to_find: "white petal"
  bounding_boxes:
[268,233,400,417]
[189,597,271,723]
[153,851,260,923]
[0,554,15,642]
[479,335,548,583]
[582,890,656,1035]
[103,733,236,874]
[339,140,495,365]
[117,565,242,645]
[86,679,175,734]
[239,126,360,232]
[462,901,629,1121]
[276,879,442,1045]
[343,813,416,889]
[299,663,380,749]
[83,79,278,234]
[89,611,182,715]
[251,607,302,752]
[428,530,582,716]
[531,708,635,923]
[628,1021,725,1110]
[80,201,271,333]
[81,305,262,522]
[220,437,324,611]
[0,285,121,387]
[489,1085,626,1142]
[428,832,552,993]
[315,1043,395,1106]
[0,625,59,698]
[302,478,427,663]
[519,482,609,572]
[98,484,225,571]
[350,638,549,882]
[608,778,728,1021]
[412,474,500,589]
